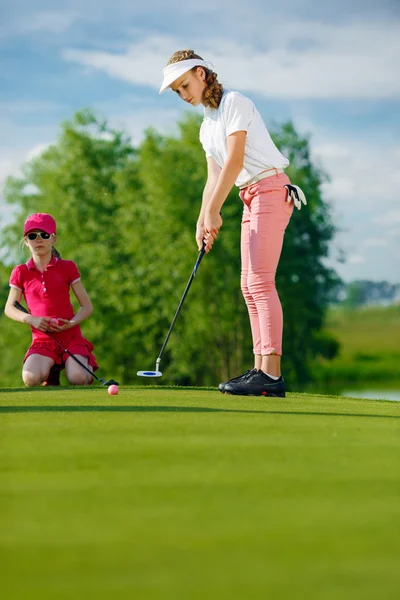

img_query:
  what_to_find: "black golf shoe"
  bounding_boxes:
[42,364,61,387]
[224,370,286,397]
[218,368,258,394]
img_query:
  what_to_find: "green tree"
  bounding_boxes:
[1,109,141,385]
[131,114,251,385]
[0,110,339,389]
[0,262,32,384]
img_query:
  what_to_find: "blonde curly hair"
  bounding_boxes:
[166,49,224,109]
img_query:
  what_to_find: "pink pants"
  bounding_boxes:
[240,172,293,356]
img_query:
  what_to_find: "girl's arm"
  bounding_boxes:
[196,157,221,251]
[4,287,52,332]
[55,280,93,330]
[5,287,29,323]
[69,281,93,326]
[204,131,246,243]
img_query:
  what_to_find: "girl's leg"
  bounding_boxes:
[65,355,93,385]
[23,354,55,387]
[241,204,262,369]
[246,180,293,374]
[262,354,281,377]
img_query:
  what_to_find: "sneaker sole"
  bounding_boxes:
[224,390,286,398]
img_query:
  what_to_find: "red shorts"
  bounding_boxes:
[24,333,98,371]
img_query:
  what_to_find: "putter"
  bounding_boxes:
[137,244,206,378]
[14,301,119,387]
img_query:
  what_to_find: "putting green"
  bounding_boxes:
[1,387,399,599]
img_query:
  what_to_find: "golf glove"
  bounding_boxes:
[284,184,307,210]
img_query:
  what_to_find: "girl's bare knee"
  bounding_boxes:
[23,371,42,387]
[65,355,93,386]
[67,372,93,386]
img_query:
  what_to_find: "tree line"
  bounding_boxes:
[0,109,340,388]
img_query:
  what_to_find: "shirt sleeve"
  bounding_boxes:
[9,265,24,290]
[224,92,254,137]
[66,260,81,285]
[199,123,212,159]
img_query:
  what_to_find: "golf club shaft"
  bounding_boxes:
[157,246,205,362]
[13,301,104,384]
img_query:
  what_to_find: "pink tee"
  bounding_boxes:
[9,256,83,342]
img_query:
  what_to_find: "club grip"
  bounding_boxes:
[14,301,29,314]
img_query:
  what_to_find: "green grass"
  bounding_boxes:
[1,387,400,599]
[316,305,400,385]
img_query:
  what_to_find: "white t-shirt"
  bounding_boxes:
[199,90,289,188]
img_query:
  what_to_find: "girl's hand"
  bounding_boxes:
[49,318,75,332]
[196,222,205,251]
[196,220,213,253]
[204,210,223,252]
[29,316,53,332]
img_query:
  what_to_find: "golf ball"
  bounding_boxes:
[108,384,119,395]
[50,318,59,325]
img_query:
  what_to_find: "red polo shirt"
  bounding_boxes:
[10,257,83,342]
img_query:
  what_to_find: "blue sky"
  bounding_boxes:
[1,0,399,283]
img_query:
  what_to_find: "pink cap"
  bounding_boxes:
[24,213,56,236]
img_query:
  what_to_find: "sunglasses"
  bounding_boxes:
[26,232,52,241]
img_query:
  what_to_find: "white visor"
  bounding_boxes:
[159,59,210,94]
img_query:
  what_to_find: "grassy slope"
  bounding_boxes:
[1,387,399,599]
[318,305,400,384]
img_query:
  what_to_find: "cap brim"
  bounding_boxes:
[159,67,193,94]
[159,58,210,94]
[24,226,55,235]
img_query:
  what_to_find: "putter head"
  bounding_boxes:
[104,379,119,386]
[137,370,163,378]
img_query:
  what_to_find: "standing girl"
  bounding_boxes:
[159,50,306,397]
[4,213,98,386]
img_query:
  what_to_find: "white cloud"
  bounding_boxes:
[312,140,400,211]
[373,209,400,226]
[62,36,172,89]
[0,100,67,114]
[346,254,366,265]
[106,107,184,145]
[387,227,400,238]
[2,10,78,37]
[363,238,388,248]
[28,11,77,33]
[62,17,400,99]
